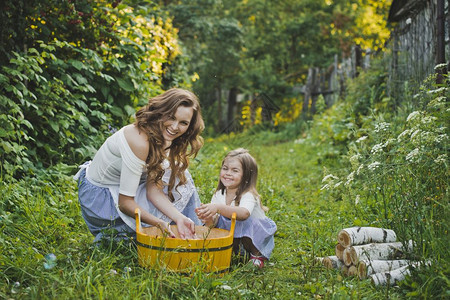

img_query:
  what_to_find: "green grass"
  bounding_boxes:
[1,130,417,299]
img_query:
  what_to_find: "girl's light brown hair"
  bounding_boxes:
[134,88,204,200]
[217,148,267,211]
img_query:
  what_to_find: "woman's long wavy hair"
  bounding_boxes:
[216,148,268,211]
[134,88,204,201]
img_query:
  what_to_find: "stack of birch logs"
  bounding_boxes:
[317,227,421,286]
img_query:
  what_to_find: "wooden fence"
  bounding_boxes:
[388,0,449,97]
[220,0,448,131]
[293,45,372,117]
[297,0,449,116]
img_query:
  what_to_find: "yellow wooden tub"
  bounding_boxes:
[135,209,236,274]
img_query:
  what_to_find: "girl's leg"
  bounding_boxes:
[241,237,267,268]
[241,237,262,256]
[233,238,242,255]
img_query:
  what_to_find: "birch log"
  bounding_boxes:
[335,243,346,261]
[342,247,353,266]
[347,240,413,265]
[341,265,349,277]
[338,227,397,247]
[347,265,358,276]
[370,265,410,286]
[357,259,410,279]
[322,256,344,269]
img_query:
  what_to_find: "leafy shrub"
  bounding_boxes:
[344,52,390,125]
[0,1,187,179]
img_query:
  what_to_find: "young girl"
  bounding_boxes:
[195,148,277,268]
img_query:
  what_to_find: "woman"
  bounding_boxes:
[74,88,204,241]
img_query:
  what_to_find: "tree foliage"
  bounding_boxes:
[164,0,392,131]
[0,0,393,177]
[0,0,187,178]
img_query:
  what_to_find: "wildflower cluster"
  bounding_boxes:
[321,70,449,247]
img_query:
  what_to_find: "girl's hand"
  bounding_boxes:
[202,215,217,228]
[157,220,176,238]
[175,216,195,239]
[195,203,218,220]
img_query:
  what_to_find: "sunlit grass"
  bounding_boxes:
[1,131,410,299]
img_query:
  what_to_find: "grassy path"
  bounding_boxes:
[0,135,406,299]
[190,135,401,299]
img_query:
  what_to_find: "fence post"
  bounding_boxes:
[310,67,320,115]
[436,0,447,84]
[302,67,314,117]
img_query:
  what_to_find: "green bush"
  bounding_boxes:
[0,1,187,179]
[0,40,126,177]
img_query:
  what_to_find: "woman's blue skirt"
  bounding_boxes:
[76,166,201,243]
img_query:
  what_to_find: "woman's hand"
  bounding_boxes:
[175,216,195,239]
[195,203,218,220]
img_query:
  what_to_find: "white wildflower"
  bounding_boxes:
[427,87,447,94]
[109,269,118,275]
[368,161,381,171]
[383,138,396,147]
[434,154,448,164]
[356,136,368,143]
[435,134,448,144]
[371,143,384,154]
[374,122,390,133]
[334,181,343,188]
[424,131,435,143]
[11,282,20,294]
[238,289,252,296]
[320,184,330,191]
[421,116,437,124]
[411,130,432,145]
[406,148,419,162]
[357,164,364,175]
[410,129,421,141]
[397,129,412,142]
[406,111,421,122]
[436,126,447,134]
[428,96,446,109]
[221,285,232,290]
[322,174,338,183]
[350,154,361,162]
[434,63,448,70]
[349,154,361,168]
[345,171,355,186]
[355,194,360,205]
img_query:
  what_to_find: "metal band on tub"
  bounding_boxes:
[135,240,233,252]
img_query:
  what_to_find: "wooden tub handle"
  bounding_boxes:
[135,208,142,233]
[228,213,236,238]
